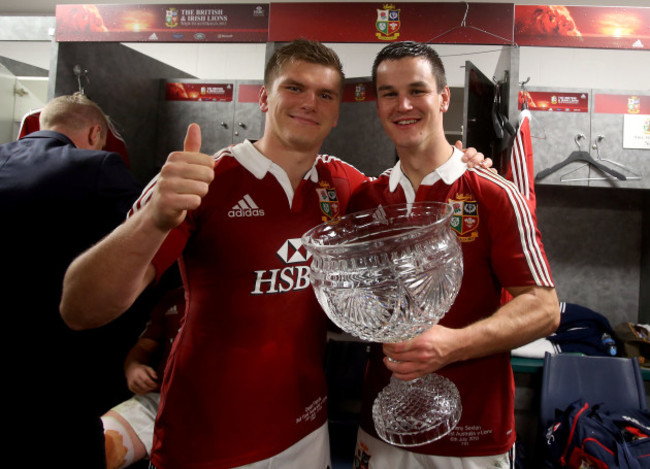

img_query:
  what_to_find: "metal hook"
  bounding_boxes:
[574,133,586,150]
[590,134,641,180]
[73,64,89,95]
[592,135,605,156]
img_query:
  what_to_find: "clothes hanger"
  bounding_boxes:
[535,133,627,182]
[427,2,517,45]
[586,135,641,181]
[559,135,641,182]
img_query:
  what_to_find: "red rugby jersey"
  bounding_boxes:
[133,140,367,468]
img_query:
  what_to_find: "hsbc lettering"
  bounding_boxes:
[251,266,310,294]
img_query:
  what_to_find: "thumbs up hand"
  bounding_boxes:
[149,123,215,231]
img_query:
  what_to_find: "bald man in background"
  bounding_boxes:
[0,93,143,467]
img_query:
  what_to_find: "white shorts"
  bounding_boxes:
[149,423,331,469]
[234,423,331,469]
[110,392,161,455]
[354,427,514,469]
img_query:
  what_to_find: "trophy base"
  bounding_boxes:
[372,373,462,447]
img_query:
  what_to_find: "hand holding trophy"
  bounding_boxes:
[302,202,463,447]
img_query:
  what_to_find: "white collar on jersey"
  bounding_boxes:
[231,139,278,179]
[232,139,319,183]
[230,139,319,208]
[388,146,467,194]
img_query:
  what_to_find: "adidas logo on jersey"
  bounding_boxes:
[228,194,265,218]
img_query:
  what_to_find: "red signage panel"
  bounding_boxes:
[269,2,513,44]
[515,5,650,50]
[520,91,589,113]
[56,4,269,42]
[237,84,262,103]
[166,82,234,101]
[594,94,650,115]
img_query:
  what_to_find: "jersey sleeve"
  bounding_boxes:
[126,171,192,284]
[324,157,374,214]
[151,224,191,284]
[343,161,372,194]
[140,287,184,341]
[475,169,554,288]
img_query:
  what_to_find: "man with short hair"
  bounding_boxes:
[0,92,142,467]
[350,41,560,468]
[62,39,365,469]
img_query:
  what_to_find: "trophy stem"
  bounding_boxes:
[372,373,462,447]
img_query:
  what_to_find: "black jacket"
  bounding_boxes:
[0,130,143,467]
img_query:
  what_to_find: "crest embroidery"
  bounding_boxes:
[449,194,479,242]
[316,183,340,222]
[353,441,371,469]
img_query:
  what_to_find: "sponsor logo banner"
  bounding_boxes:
[166,82,234,102]
[520,91,589,113]
[56,3,268,42]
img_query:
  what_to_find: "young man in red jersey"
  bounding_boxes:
[349,41,560,469]
[61,40,487,469]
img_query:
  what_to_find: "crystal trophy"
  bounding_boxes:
[301,202,463,446]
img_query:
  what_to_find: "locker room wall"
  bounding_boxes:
[1,11,648,325]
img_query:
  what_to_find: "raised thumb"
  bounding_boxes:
[183,123,202,153]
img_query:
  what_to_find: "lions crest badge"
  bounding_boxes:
[449,194,479,242]
[376,4,400,41]
[316,183,340,222]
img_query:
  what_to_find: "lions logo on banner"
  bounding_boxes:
[316,183,340,222]
[449,194,479,242]
[355,83,366,102]
[627,96,641,114]
[165,8,179,28]
[376,5,400,41]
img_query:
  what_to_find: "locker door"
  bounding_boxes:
[590,90,648,190]
[232,80,265,144]
[526,86,592,187]
[156,79,236,166]
[0,63,16,144]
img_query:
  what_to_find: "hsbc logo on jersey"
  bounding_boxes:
[251,238,312,295]
[276,238,312,264]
